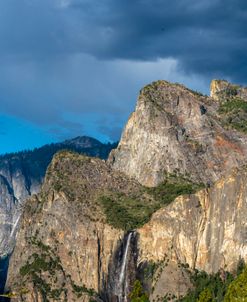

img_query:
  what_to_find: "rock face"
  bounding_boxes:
[109,80,247,187]
[210,79,247,101]
[7,153,247,301]
[0,136,116,257]
[138,166,247,297]
[6,151,150,302]
[0,176,19,257]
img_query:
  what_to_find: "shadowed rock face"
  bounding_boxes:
[107,231,138,302]
[109,80,247,187]
[0,176,19,257]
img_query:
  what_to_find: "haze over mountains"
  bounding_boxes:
[2,79,247,301]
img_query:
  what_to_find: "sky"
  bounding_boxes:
[0,0,247,154]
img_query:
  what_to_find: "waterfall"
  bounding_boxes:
[117,232,133,302]
[107,230,137,302]
[9,215,21,238]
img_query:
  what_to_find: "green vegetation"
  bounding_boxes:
[99,193,159,230]
[197,288,214,302]
[180,260,246,302]
[19,237,95,301]
[20,253,60,277]
[224,86,239,97]
[148,260,247,302]
[130,280,149,302]
[19,239,67,300]
[146,174,204,204]
[180,269,234,302]
[224,267,247,301]
[69,277,95,298]
[142,80,205,98]
[218,97,247,133]
[99,174,202,230]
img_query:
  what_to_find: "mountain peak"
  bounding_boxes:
[109,79,247,187]
[62,136,103,149]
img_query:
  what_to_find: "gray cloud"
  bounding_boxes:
[0,0,246,80]
[0,0,246,142]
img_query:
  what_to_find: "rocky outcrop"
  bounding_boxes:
[109,80,247,187]
[0,136,116,257]
[5,151,150,301]
[210,79,247,101]
[0,136,116,204]
[137,166,247,298]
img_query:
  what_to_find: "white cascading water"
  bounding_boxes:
[117,232,133,302]
[9,214,21,238]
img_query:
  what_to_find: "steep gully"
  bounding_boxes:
[117,232,133,302]
[107,231,137,302]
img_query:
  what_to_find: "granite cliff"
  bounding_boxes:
[5,79,247,301]
[109,80,247,186]
[138,165,247,300]
[7,151,247,301]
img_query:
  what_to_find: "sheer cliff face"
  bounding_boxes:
[109,80,247,187]
[138,166,247,274]
[6,152,150,301]
[0,176,19,256]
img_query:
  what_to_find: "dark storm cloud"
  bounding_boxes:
[0,0,246,81]
[70,0,247,82]
[0,0,246,145]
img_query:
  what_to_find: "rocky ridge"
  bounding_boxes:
[109,80,247,187]
[0,136,116,257]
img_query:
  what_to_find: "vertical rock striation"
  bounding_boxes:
[137,166,247,298]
